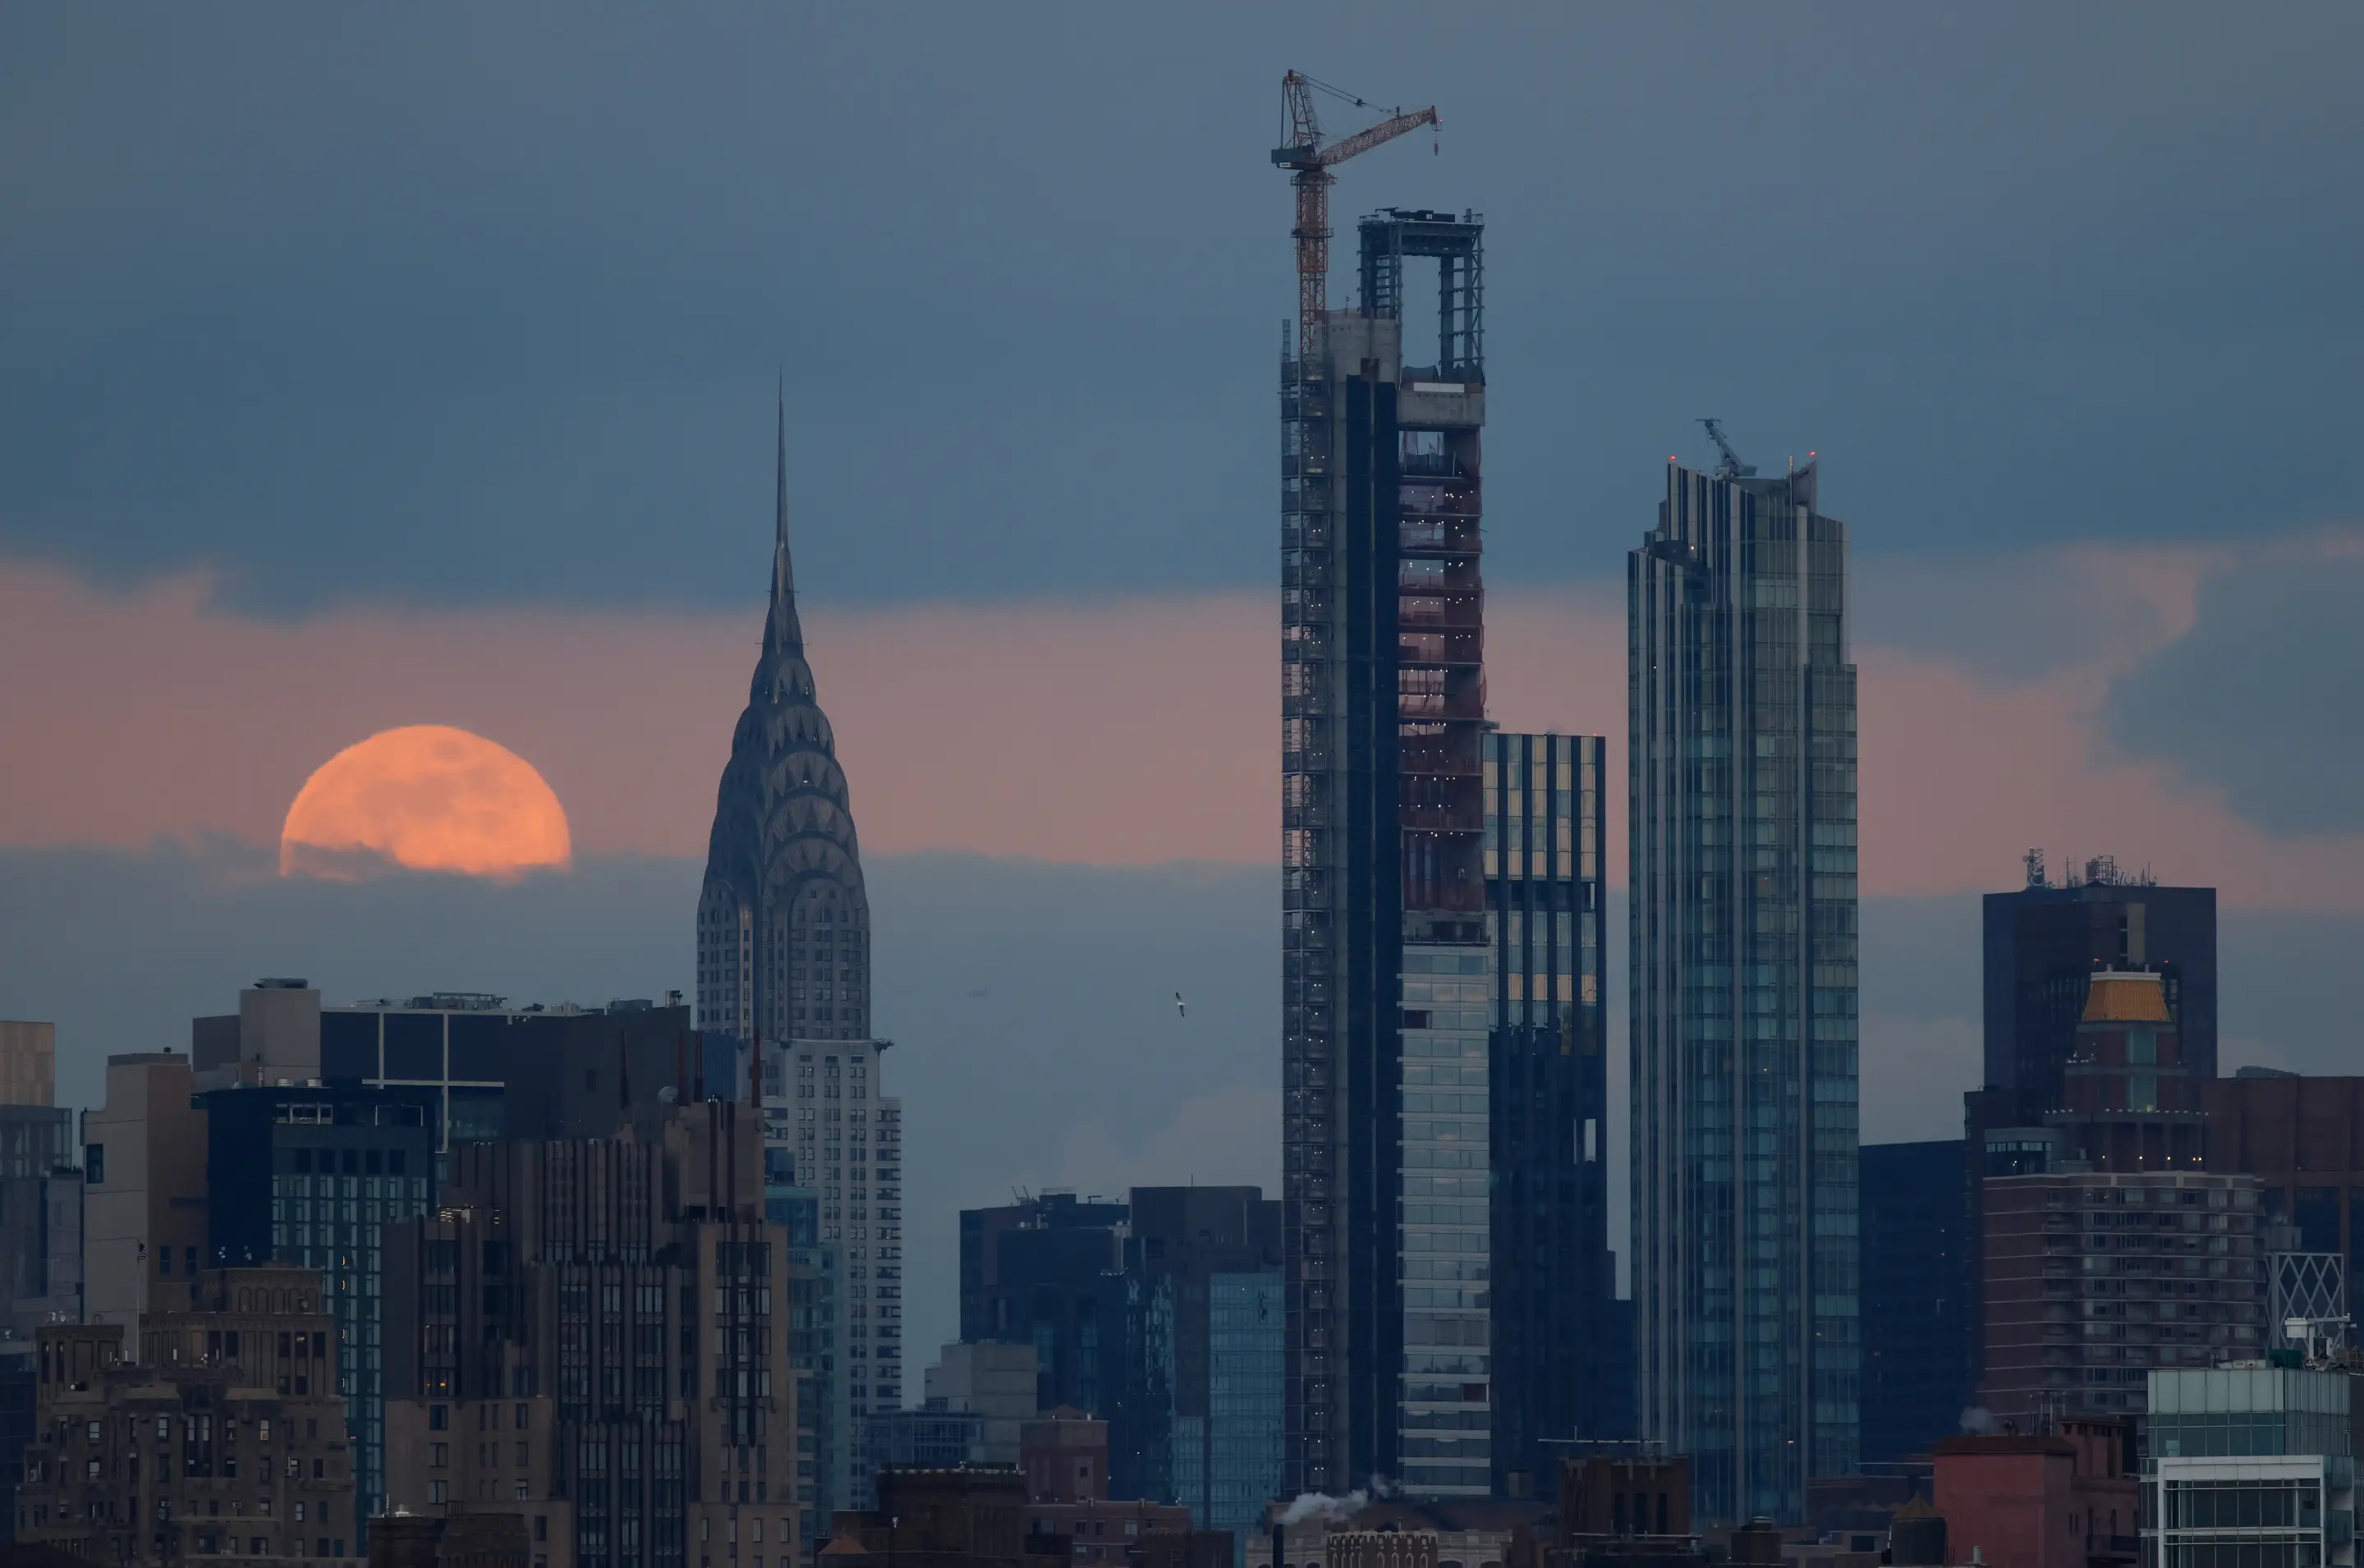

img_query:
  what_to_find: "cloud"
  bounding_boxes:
[0,557,1276,865]
[2101,533,2364,837]
[13,540,2364,910]
[1852,544,2218,685]
[3,9,2362,608]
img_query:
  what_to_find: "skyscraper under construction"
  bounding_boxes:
[1282,209,1494,1497]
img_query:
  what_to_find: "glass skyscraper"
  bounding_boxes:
[1201,1272,1282,1564]
[1628,456,1859,1523]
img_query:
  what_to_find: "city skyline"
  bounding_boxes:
[2,8,2361,1530]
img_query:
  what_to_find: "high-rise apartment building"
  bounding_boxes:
[1976,1170,2264,1424]
[1628,453,1861,1523]
[697,411,884,1545]
[1484,730,1613,1496]
[1966,892,2217,1389]
[1281,207,1491,1499]
[381,1103,794,1568]
[764,1036,902,1525]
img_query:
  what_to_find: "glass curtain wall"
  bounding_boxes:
[1628,460,1860,1523]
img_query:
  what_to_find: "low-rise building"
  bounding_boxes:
[823,1468,1069,1568]
[1021,1499,1194,1567]
[861,1405,985,1479]
[365,1511,530,1568]
[2143,1364,2362,1568]
[2151,1455,2356,1568]
[1012,1408,1189,1566]
[1930,1420,2138,1568]
[1253,1500,1549,1568]
[13,1268,359,1566]
[925,1345,1041,1466]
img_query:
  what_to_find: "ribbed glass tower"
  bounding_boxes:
[1628,456,1859,1524]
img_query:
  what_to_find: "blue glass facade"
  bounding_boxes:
[1203,1273,1282,1563]
[1629,459,1860,1523]
[1485,731,1615,1494]
[201,1083,438,1536]
[1859,1139,1971,1465]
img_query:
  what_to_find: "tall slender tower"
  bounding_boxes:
[695,403,873,1052]
[696,405,890,1539]
[1282,209,1491,1498]
[1629,456,1860,1524]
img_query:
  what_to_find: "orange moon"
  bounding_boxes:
[279,725,572,881]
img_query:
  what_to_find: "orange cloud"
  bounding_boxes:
[4,552,2361,910]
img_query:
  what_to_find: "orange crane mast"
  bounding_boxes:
[1271,71,1439,361]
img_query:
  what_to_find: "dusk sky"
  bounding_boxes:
[5,3,2360,1362]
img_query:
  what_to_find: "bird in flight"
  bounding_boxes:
[1174,992,1187,1019]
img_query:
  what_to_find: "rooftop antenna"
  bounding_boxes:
[1700,418,1756,480]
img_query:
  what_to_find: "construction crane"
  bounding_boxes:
[1699,417,1757,480]
[1272,71,1439,361]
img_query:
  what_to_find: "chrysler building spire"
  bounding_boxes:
[769,380,802,658]
[695,422,869,1049]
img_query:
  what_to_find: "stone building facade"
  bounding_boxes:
[14,1267,360,1564]
[381,1103,794,1568]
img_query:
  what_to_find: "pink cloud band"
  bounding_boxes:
[4,553,2358,910]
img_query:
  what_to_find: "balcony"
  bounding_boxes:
[1400,480,1480,517]
[1399,517,1481,557]
[1398,595,1483,630]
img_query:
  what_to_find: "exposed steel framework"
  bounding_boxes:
[1272,71,1439,361]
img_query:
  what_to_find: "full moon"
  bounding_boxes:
[279,725,572,881]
